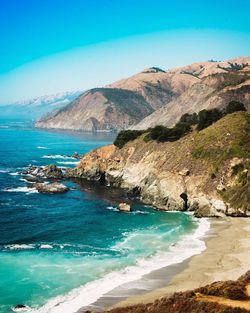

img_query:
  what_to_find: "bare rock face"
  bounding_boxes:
[42,164,63,179]
[35,183,69,194]
[22,164,63,180]
[68,112,249,217]
[118,203,131,212]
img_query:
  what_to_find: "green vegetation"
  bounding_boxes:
[114,101,247,148]
[221,160,250,212]
[224,101,247,114]
[192,112,250,163]
[114,130,144,149]
[197,108,223,130]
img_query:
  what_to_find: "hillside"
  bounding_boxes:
[67,112,250,217]
[36,88,154,131]
[134,63,250,129]
[35,68,197,131]
[36,56,250,132]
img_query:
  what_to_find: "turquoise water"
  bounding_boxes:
[0,118,205,313]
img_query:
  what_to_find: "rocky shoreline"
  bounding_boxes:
[18,113,250,217]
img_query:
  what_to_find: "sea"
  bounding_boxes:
[0,117,210,313]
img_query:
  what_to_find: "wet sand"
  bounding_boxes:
[108,217,250,309]
[78,217,250,312]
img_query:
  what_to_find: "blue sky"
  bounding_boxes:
[0,0,250,103]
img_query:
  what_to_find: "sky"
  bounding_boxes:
[0,0,250,103]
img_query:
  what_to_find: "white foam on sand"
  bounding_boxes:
[28,218,210,313]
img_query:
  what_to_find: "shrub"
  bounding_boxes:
[197,108,223,130]
[224,101,246,114]
[179,112,198,125]
[114,130,144,148]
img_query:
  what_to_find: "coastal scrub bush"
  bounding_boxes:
[114,130,144,148]
[179,112,198,125]
[143,122,191,143]
[197,108,223,130]
[113,101,247,148]
[224,101,246,114]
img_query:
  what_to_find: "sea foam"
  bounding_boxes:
[3,186,38,194]
[28,218,210,313]
[42,155,76,160]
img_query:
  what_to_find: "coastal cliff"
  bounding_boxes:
[67,112,250,217]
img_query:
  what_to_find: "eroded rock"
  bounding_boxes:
[34,183,69,194]
[118,203,131,212]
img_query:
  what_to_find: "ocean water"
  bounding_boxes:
[0,118,209,313]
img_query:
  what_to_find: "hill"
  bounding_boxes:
[36,56,250,132]
[67,112,250,217]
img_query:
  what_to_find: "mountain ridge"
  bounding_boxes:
[36,56,250,131]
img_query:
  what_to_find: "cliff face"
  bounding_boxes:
[68,112,250,217]
[36,57,250,132]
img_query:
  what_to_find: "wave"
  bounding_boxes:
[12,305,31,312]
[2,243,63,251]
[2,186,38,194]
[4,244,35,250]
[106,206,119,212]
[42,155,76,160]
[57,161,80,165]
[9,172,20,176]
[132,210,150,215]
[0,169,9,173]
[27,218,210,313]
[37,146,49,149]
[40,244,53,249]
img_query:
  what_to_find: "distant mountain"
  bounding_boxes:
[36,56,250,132]
[0,91,83,119]
[35,67,198,131]
[134,57,250,129]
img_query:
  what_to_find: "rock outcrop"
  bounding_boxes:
[67,112,250,217]
[21,164,63,180]
[34,182,69,194]
[118,203,131,212]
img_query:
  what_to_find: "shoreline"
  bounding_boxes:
[77,216,211,312]
[104,217,250,310]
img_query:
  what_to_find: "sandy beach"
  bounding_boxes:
[80,217,250,312]
[106,217,250,309]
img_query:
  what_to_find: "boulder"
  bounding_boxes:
[216,183,226,192]
[34,183,69,194]
[118,203,131,212]
[178,168,190,176]
[72,152,81,159]
[43,164,63,179]
[192,197,226,218]
[13,304,28,311]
